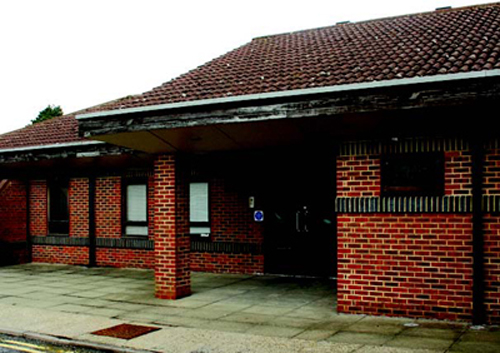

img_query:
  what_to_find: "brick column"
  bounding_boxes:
[154,154,191,299]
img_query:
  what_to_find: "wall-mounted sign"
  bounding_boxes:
[254,210,264,222]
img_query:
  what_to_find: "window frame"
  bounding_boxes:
[122,177,149,238]
[47,179,70,236]
[189,181,211,236]
[381,152,445,197]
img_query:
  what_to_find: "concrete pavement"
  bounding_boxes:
[0,263,498,353]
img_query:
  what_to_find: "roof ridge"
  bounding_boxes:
[252,1,500,41]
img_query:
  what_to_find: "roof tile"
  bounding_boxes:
[88,3,500,113]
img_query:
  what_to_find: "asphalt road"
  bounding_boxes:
[0,334,106,353]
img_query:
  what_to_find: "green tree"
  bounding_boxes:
[31,105,63,124]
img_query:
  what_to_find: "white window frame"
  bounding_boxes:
[189,182,210,235]
[123,179,149,237]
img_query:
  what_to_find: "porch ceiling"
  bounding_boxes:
[96,118,318,153]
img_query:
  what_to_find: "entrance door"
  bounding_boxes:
[263,148,336,277]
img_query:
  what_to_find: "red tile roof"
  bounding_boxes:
[0,96,137,150]
[96,3,500,111]
[0,114,84,150]
[2,3,500,150]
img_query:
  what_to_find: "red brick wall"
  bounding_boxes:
[96,248,154,269]
[154,154,191,299]
[210,177,263,244]
[69,178,89,238]
[337,155,380,197]
[32,245,89,265]
[30,180,47,236]
[0,180,29,264]
[484,215,500,324]
[191,253,264,274]
[186,155,265,274]
[336,142,481,322]
[337,214,473,321]
[0,180,26,242]
[95,177,121,239]
[445,151,472,196]
[485,149,500,195]
[483,148,500,324]
[337,151,474,198]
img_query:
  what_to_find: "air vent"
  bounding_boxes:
[336,20,350,25]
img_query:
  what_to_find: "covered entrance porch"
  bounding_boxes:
[77,74,500,323]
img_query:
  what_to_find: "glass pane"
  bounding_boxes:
[127,184,147,222]
[190,226,211,234]
[126,225,148,236]
[190,182,209,222]
[49,184,69,222]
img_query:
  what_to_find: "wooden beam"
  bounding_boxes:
[79,78,500,138]
[0,144,129,165]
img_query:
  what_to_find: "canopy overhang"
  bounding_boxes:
[76,71,500,154]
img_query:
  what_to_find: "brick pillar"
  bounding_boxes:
[154,154,191,299]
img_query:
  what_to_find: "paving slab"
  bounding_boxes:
[200,301,253,313]
[355,346,442,353]
[242,304,295,316]
[51,304,94,314]
[156,298,212,309]
[458,329,500,342]
[182,307,234,320]
[114,311,164,324]
[0,303,121,338]
[268,316,318,329]
[384,336,454,351]
[285,307,339,320]
[126,326,363,353]
[194,320,256,333]
[84,307,128,317]
[246,324,305,338]
[10,299,63,309]
[69,290,110,299]
[328,331,394,346]
[294,329,336,341]
[221,312,277,325]
[448,341,500,353]
[400,326,462,340]
[152,315,212,329]
[342,316,408,335]
[106,302,152,311]
[139,306,190,317]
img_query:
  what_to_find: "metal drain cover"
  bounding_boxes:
[92,323,160,340]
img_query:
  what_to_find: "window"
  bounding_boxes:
[381,152,444,196]
[190,182,210,235]
[124,180,148,237]
[48,180,69,235]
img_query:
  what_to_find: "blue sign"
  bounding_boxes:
[254,210,264,222]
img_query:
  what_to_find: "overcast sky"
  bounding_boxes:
[0,0,493,134]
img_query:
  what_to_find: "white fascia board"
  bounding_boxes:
[0,140,104,154]
[77,70,500,120]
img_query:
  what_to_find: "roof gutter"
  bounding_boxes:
[77,69,500,120]
[0,140,104,154]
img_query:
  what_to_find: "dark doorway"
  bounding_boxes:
[262,147,336,277]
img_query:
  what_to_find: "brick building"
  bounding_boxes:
[1,4,500,324]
